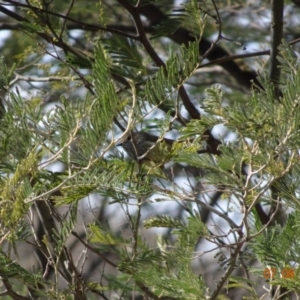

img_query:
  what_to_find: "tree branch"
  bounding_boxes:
[269,0,284,98]
[139,3,260,90]
[117,0,201,119]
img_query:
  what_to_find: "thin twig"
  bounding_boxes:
[1,0,140,40]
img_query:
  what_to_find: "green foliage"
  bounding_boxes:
[118,215,207,299]
[144,41,200,106]
[88,223,118,245]
[0,1,300,299]
[250,212,300,268]
[104,35,146,78]
[0,151,39,229]
[52,204,78,257]
[248,212,300,292]
[0,56,14,95]
[152,0,206,38]
[0,249,45,287]
[92,43,119,142]
[226,276,257,297]
[144,215,185,229]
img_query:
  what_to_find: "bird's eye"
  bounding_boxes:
[126,135,132,141]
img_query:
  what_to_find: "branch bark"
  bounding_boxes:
[269,0,284,98]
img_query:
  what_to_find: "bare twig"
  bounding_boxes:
[60,0,75,40]
[1,0,140,40]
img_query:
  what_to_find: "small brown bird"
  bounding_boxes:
[117,131,174,164]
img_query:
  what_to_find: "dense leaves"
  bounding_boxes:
[0,1,300,299]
